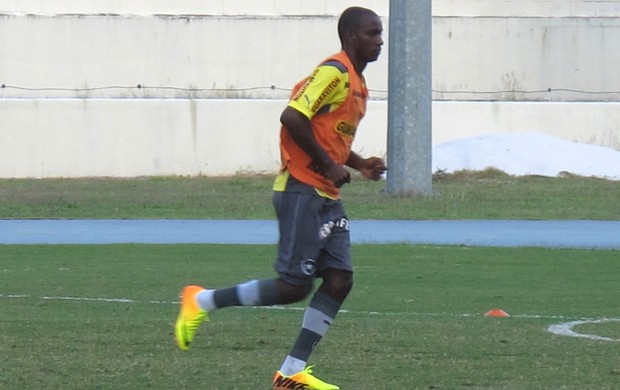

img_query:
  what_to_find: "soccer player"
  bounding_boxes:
[175,6,386,390]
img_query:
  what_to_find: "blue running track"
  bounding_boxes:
[1,220,618,249]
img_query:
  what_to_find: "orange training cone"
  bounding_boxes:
[485,309,510,318]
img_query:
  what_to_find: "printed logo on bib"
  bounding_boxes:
[335,120,357,137]
[311,77,342,114]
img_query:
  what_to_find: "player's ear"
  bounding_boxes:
[343,29,358,46]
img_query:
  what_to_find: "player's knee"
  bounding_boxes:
[277,279,313,304]
[335,272,354,296]
[321,270,353,301]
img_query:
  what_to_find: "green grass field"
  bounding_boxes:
[1,172,619,219]
[2,244,620,389]
[1,174,619,389]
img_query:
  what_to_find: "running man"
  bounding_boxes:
[175,7,386,389]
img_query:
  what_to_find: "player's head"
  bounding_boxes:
[338,7,383,64]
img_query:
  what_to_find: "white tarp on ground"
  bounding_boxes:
[433,133,620,181]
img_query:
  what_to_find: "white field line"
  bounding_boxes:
[0,293,583,319]
[547,318,620,342]
[2,293,619,342]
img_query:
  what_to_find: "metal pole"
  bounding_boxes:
[386,0,433,195]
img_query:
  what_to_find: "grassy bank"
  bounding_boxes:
[1,170,619,219]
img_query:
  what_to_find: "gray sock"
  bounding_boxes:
[280,292,341,374]
[212,278,281,308]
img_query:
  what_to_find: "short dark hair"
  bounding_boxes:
[337,7,377,44]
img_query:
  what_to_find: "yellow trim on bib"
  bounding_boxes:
[272,170,337,200]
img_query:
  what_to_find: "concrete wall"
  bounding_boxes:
[1,0,619,178]
[3,99,617,178]
[1,99,283,177]
[2,2,619,101]
[1,0,618,17]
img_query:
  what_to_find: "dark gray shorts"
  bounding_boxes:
[272,177,352,286]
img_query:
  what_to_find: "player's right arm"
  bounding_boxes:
[280,107,351,188]
[280,62,352,187]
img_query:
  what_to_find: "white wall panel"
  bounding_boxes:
[1,0,619,178]
[2,99,617,178]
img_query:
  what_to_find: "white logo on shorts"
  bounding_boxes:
[319,221,335,239]
[318,217,349,240]
[301,258,317,276]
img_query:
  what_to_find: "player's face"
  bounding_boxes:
[353,14,383,63]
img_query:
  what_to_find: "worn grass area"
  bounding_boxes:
[1,170,619,219]
[1,244,619,389]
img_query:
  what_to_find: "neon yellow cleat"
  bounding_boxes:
[273,366,340,390]
[175,285,208,350]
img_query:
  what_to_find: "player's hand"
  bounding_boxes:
[324,162,351,188]
[308,160,351,187]
[359,157,387,181]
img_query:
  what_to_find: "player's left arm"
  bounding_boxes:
[346,151,387,181]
